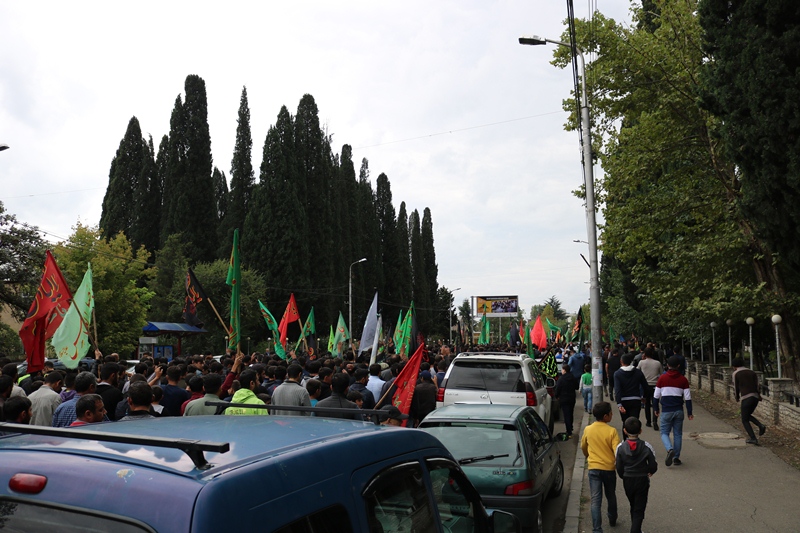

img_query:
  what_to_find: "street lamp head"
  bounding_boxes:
[726,319,732,327]
[519,35,547,46]
[772,314,782,325]
[0,144,9,152]
[746,317,755,326]
[357,257,367,263]
[710,322,716,329]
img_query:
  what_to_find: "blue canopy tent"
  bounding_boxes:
[141,322,207,357]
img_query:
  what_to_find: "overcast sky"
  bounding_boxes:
[0,0,632,318]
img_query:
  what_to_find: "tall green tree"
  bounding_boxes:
[221,86,254,254]
[0,202,47,320]
[396,202,412,306]
[160,75,218,263]
[130,135,161,253]
[147,233,188,323]
[544,295,567,321]
[409,209,429,329]
[699,0,800,370]
[375,173,400,308]
[421,207,439,318]
[213,167,228,241]
[54,224,154,357]
[553,3,777,350]
[101,116,147,242]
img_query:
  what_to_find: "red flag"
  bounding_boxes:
[532,315,548,351]
[391,344,425,427]
[277,293,301,347]
[19,251,73,373]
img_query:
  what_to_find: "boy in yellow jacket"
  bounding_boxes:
[581,401,620,533]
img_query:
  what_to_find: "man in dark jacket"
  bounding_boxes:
[554,363,579,437]
[732,357,766,445]
[409,371,437,426]
[614,353,649,430]
[605,348,622,401]
[615,417,658,533]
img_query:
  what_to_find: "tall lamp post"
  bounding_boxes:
[726,319,733,367]
[349,258,367,349]
[449,287,461,346]
[519,34,602,402]
[772,314,782,378]
[746,317,755,370]
[710,322,717,364]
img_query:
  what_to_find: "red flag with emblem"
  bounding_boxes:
[532,315,548,350]
[19,251,73,373]
[278,293,301,347]
[391,344,425,427]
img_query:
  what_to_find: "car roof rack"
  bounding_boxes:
[0,422,229,470]
[205,401,389,424]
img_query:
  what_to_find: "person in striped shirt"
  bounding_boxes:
[653,355,693,466]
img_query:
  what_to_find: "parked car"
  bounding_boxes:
[419,404,564,533]
[0,414,521,532]
[437,352,556,433]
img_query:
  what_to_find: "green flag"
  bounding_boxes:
[399,302,416,355]
[327,325,335,353]
[392,312,405,351]
[545,317,563,338]
[525,323,534,357]
[478,313,489,344]
[258,300,285,359]
[51,263,93,369]
[295,307,316,351]
[226,228,241,352]
[333,312,350,355]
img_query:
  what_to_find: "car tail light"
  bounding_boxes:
[436,387,445,402]
[9,473,47,494]
[504,479,534,496]
[525,383,537,406]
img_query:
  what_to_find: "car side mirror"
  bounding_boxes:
[545,377,556,388]
[487,509,521,533]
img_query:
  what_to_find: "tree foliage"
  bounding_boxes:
[0,202,47,320]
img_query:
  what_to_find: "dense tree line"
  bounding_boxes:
[97,74,441,351]
[554,0,800,378]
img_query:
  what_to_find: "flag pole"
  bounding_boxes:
[204,297,230,335]
[91,307,99,348]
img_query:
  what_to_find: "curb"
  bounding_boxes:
[562,409,589,533]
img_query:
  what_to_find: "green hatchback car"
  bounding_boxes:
[419,404,564,533]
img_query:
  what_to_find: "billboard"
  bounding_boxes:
[474,296,519,317]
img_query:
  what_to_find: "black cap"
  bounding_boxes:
[380,405,409,421]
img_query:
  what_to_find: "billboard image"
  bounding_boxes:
[475,296,519,317]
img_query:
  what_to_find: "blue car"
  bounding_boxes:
[0,414,521,532]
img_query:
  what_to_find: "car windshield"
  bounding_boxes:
[421,422,521,466]
[447,362,525,392]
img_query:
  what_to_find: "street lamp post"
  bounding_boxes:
[520,34,603,403]
[349,258,367,350]
[726,319,733,367]
[449,287,462,346]
[746,317,755,370]
[710,322,717,364]
[772,314,782,378]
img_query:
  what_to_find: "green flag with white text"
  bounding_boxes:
[51,263,93,369]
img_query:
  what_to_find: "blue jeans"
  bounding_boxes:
[660,410,685,458]
[582,387,593,411]
[588,469,617,533]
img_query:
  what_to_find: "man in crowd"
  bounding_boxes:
[349,368,375,409]
[316,373,362,420]
[271,364,311,416]
[28,371,62,426]
[366,364,385,402]
[96,362,124,421]
[637,348,663,429]
[409,371,437,426]
[614,353,649,429]
[184,373,224,416]
[225,370,268,416]
[70,394,106,426]
[119,382,155,421]
[160,365,190,416]
[53,372,98,427]
[653,355,693,466]
[3,396,32,424]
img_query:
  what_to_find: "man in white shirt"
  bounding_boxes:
[28,372,63,426]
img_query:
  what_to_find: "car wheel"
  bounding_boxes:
[548,459,564,498]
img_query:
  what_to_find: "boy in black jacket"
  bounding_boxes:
[554,363,579,437]
[615,417,658,533]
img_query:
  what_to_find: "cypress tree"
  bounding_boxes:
[357,158,382,314]
[100,116,146,241]
[421,207,439,315]
[396,202,412,306]
[222,86,254,255]
[213,167,228,238]
[130,134,161,253]
[375,173,400,307]
[409,209,429,328]
[161,95,186,244]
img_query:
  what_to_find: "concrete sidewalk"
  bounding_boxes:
[566,401,800,532]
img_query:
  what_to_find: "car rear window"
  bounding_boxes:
[0,498,153,532]
[447,361,525,392]
[420,423,522,467]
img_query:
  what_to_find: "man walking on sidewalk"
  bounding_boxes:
[732,357,766,445]
[638,348,663,430]
[653,355,693,466]
[581,401,620,532]
[614,353,649,430]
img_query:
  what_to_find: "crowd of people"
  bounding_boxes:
[0,343,456,429]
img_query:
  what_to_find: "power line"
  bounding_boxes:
[0,187,105,200]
